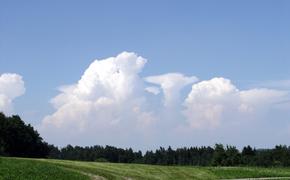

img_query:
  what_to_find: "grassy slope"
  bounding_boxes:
[1,157,290,180]
[0,157,89,180]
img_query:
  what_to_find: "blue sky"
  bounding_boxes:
[1,0,290,149]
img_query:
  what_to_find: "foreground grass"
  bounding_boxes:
[0,157,89,180]
[1,157,290,179]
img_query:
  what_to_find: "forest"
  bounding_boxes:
[1,112,290,167]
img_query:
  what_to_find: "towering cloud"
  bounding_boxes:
[40,52,290,148]
[0,73,25,115]
[40,52,157,146]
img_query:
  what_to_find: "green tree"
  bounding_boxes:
[241,145,256,166]
[0,112,49,158]
[212,144,226,166]
[224,146,241,166]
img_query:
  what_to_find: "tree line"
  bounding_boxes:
[1,112,290,167]
[48,144,290,167]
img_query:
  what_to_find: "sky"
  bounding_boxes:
[1,0,290,151]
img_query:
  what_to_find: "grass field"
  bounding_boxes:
[1,157,290,180]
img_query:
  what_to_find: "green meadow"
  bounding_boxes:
[1,157,290,180]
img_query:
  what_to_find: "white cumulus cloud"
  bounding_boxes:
[145,73,198,107]
[0,73,25,115]
[39,52,290,148]
[183,77,288,129]
[40,52,157,146]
